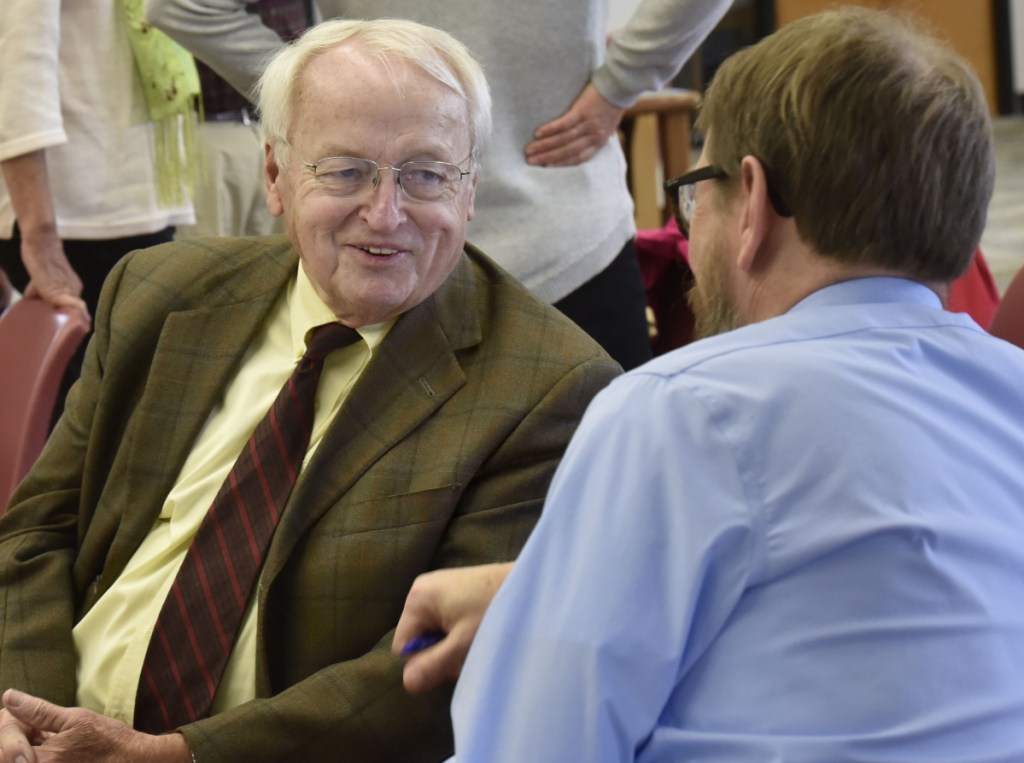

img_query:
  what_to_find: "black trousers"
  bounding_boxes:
[553,239,653,372]
[0,226,175,418]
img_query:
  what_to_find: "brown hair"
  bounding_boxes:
[696,6,994,281]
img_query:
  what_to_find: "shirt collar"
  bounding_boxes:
[289,264,395,358]
[788,277,943,314]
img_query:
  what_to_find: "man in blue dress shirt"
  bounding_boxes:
[393,7,1024,762]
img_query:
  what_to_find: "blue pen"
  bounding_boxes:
[400,630,445,656]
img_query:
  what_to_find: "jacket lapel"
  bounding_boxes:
[262,254,482,584]
[105,257,295,580]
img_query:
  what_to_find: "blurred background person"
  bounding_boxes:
[172,0,312,241]
[0,0,198,412]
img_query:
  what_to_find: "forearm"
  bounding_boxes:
[1,151,57,239]
[152,731,194,762]
[593,0,732,107]
[0,150,87,312]
[0,527,80,705]
[0,452,82,705]
[179,636,453,762]
[144,0,285,95]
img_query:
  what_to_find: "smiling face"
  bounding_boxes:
[264,45,478,327]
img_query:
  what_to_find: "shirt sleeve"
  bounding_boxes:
[144,0,284,96]
[450,370,757,763]
[591,0,733,108]
[0,0,66,160]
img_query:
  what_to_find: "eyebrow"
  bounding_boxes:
[306,145,461,164]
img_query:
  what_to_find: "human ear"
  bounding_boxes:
[735,155,773,273]
[264,142,285,217]
[464,171,479,221]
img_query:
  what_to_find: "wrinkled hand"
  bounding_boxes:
[525,84,626,167]
[392,563,513,694]
[20,230,90,323]
[0,702,51,763]
[0,690,190,763]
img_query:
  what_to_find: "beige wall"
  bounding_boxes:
[775,0,999,115]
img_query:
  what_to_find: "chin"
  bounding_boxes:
[340,294,411,326]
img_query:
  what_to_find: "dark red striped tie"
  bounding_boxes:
[133,322,361,733]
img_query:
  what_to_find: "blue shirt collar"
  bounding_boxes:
[789,277,943,313]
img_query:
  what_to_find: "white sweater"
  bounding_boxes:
[145,0,730,302]
[0,0,194,240]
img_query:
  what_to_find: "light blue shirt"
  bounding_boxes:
[451,278,1024,762]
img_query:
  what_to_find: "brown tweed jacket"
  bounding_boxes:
[0,236,621,762]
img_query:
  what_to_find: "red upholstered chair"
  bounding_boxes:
[0,298,89,512]
[947,248,1000,329]
[989,266,1024,350]
[635,216,695,354]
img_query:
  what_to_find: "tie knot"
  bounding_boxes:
[303,322,361,361]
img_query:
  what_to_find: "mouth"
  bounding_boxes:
[360,245,402,257]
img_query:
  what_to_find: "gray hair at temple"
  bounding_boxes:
[255,17,493,168]
[696,6,995,282]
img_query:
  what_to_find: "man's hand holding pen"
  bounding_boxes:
[392,562,513,694]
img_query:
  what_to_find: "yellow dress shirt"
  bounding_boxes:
[73,264,392,725]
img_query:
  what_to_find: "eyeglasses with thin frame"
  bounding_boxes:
[287,144,472,203]
[664,163,793,238]
[663,165,728,238]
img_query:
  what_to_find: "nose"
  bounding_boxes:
[361,168,404,229]
[369,165,403,192]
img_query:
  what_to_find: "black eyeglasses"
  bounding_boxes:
[663,163,792,238]
[663,165,728,238]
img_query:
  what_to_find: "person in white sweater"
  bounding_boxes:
[0,0,197,319]
[145,0,731,369]
[1,0,198,416]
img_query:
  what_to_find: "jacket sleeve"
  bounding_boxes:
[0,254,132,704]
